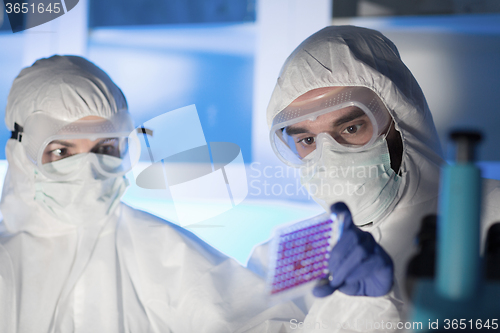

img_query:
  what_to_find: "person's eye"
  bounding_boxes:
[298,137,315,146]
[95,145,116,155]
[342,124,362,134]
[50,148,68,157]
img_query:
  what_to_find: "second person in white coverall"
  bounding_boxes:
[0,55,306,333]
[248,25,500,331]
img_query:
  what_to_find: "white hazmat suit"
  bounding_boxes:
[248,26,500,332]
[0,56,305,333]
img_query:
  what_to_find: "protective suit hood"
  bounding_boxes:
[5,55,127,128]
[1,55,130,236]
[267,25,445,216]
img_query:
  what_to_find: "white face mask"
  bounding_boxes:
[300,136,401,226]
[34,154,129,225]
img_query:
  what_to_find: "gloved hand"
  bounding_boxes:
[313,202,394,297]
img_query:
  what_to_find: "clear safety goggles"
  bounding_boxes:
[17,112,141,180]
[270,86,392,168]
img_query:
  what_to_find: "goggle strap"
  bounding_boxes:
[10,123,24,142]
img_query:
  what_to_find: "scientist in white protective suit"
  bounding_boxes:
[0,55,306,333]
[248,25,500,331]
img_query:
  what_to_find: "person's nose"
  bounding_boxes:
[78,140,95,154]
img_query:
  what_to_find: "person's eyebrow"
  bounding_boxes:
[48,140,76,148]
[284,109,368,135]
[333,108,367,127]
[95,138,117,145]
[284,126,310,136]
[91,138,118,150]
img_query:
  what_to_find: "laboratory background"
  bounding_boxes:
[0,0,499,265]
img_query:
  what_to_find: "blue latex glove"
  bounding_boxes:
[313,202,394,297]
